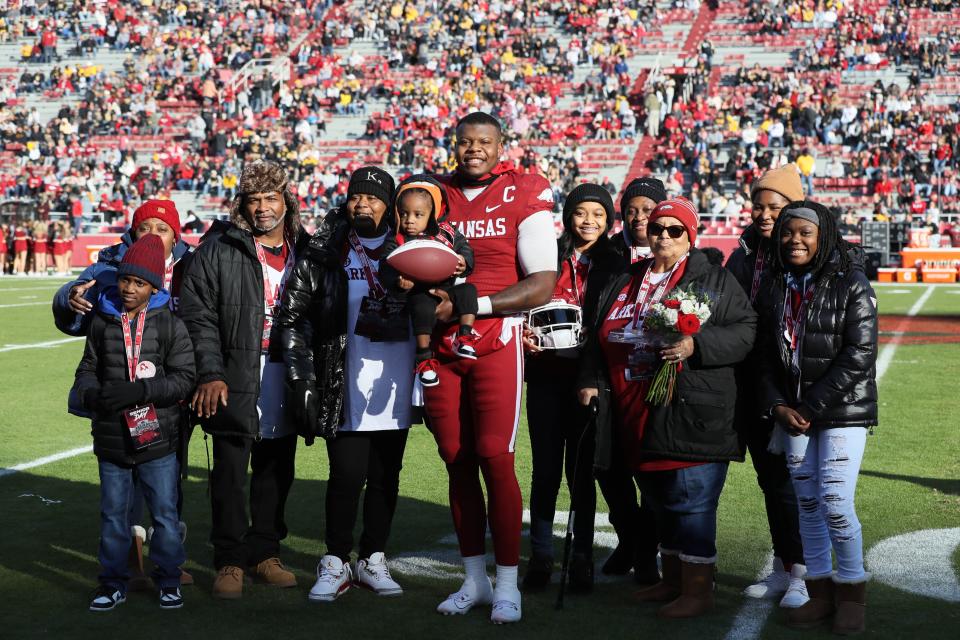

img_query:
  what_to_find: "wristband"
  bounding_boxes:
[476,296,493,316]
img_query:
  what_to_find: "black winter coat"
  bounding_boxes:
[755,252,878,429]
[578,249,757,469]
[72,298,195,466]
[275,211,351,443]
[179,223,308,438]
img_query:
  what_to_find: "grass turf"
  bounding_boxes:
[0,280,958,639]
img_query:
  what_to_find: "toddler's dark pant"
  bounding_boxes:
[409,282,478,336]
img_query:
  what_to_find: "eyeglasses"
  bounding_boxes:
[648,223,687,239]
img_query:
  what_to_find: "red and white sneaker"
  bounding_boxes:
[416,359,440,387]
[453,331,479,360]
[308,555,352,602]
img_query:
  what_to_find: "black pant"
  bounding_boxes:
[409,282,478,336]
[526,378,596,556]
[596,447,660,572]
[746,418,804,565]
[210,434,297,569]
[325,429,409,562]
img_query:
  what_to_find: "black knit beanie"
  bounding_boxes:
[621,177,667,216]
[563,183,615,229]
[348,166,395,209]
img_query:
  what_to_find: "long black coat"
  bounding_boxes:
[755,253,878,428]
[578,248,757,469]
[72,298,195,466]
[179,223,308,438]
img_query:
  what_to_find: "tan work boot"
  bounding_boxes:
[658,560,715,618]
[787,575,836,628]
[250,557,297,588]
[636,553,681,603]
[832,579,866,636]
[127,525,152,592]
[213,565,244,599]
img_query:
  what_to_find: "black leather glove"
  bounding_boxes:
[289,380,319,440]
[82,388,101,412]
[99,381,145,412]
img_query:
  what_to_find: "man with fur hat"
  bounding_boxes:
[180,160,308,599]
[726,163,809,609]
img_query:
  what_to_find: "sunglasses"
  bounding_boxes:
[648,223,687,239]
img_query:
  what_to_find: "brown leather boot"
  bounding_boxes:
[636,553,681,603]
[250,557,297,588]
[658,561,715,618]
[832,580,866,635]
[787,576,835,628]
[212,565,244,599]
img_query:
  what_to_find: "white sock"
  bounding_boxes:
[494,564,520,601]
[461,555,489,594]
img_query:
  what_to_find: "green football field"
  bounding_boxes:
[1,277,958,639]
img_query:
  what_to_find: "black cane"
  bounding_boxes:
[556,396,599,610]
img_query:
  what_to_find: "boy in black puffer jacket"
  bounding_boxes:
[70,234,195,613]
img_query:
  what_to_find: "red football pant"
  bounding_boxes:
[424,325,524,566]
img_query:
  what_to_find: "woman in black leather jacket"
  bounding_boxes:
[755,200,877,635]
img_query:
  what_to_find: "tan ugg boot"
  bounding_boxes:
[179,566,194,585]
[636,553,681,603]
[658,561,715,618]
[832,579,866,636]
[250,557,297,587]
[127,525,152,592]
[787,576,835,628]
[212,565,244,599]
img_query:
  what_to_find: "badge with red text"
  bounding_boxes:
[123,404,162,451]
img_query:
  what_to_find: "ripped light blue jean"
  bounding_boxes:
[784,427,868,581]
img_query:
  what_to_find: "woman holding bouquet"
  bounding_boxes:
[577,197,756,619]
[756,202,877,635]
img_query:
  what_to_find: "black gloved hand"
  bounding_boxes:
[82,388,102,412]
[99,381,145,412]
[290,380,319,433]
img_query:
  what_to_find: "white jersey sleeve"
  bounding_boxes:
[516,210,558,275]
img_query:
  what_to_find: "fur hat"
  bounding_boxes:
[230,160,300,238]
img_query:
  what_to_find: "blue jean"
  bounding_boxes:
[784,427,867,581]
[98,454,184,592]
[635,462,728,562]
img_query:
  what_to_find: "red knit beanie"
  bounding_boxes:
[649,197,700,245]
[118,234,165,290]
[131,199,181,241]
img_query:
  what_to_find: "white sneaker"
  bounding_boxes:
[308,555,352,602]
[743,557,790,599]
[436,576,494,615]
[356,552,402,596]
[491,597,522,624]
[779,563,810,608]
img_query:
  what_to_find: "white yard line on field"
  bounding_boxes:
[0,337,84,353]
[876,284,936,381]
[0,445,93,479]
[0,301,49,309]
[0,286,62,293]
[723,285,936,640]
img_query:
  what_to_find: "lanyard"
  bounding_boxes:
[121,309,147,383]
[254,239,294,311]
[630,254,687,330]
[567,253,589,306]
[163,258,174,290]
[783,277,815,351]
[749,245,766,303]
[348,230,386,299]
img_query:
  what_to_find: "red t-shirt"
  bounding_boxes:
[598,262,703,473]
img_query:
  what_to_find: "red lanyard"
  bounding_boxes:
[750,245,766,303]
[348,230,386,299]
[254,240,294,311]
[630,254,687,329]
[163,258,174,290]
[121,309,147,383]
[567,254,589,306]
[783,281,814,351]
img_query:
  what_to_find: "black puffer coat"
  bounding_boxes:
[755,251,878,428]
[71,292,195,465]
[578,249,757,469]
[179,223,308,438]
[275,210,351,443]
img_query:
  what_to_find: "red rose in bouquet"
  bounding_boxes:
[676,312,701,336]
[664,299,681,309]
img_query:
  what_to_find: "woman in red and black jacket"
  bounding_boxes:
[521,183,621,593]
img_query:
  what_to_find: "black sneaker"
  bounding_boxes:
[89,585,126,612]
[522,554,553,591]
[601,542,634,576]
[159,586,183,610]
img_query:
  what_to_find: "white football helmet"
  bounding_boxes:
[526,300,584,350]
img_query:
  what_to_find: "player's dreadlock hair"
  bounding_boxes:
[771,199,851,278]
[455,111,503,139]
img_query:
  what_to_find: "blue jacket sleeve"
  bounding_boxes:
[52,262,116,336]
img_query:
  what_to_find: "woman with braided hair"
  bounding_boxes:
[755,200,878,635]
